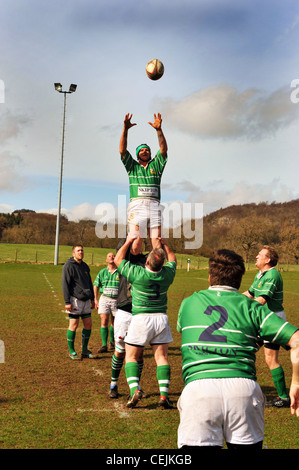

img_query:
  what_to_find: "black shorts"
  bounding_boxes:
[68,313,91,320]
[264,341,280,351]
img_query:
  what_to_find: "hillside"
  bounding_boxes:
[0,199,299,263]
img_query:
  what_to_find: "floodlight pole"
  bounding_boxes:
[54,83,77,265]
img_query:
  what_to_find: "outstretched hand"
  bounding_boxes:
[124,113,137,130]
[148,113,162,131]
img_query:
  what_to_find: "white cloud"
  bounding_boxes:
[174,179,299,214]
[0,151,30,193]
[41,202,98,222]
[0,203,14,213]
[0,110,30,143]
[160,84,299,140]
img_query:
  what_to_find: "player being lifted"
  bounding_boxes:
[119,112,168,255]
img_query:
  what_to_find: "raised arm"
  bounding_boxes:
[119,113,137,159]
[159,237,176,264]
[148,113,167,158]
[114,233,137,267]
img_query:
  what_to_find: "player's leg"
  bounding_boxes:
[109,350,125,398]
[264,345,289,406]
[67,315,80,359]
[148,226,162,250]
[109,312,115,350]
[128,222,143,255]
[81,314,95,358]
[127,200,147,255]
[99,313,109,353]
[148,200,163,250]
[152,343,173,408]
[109,309,131,398]
[125,343,144,407]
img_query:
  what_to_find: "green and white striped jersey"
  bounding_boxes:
[248,267,283,312]
[117,259,176,315]
[121,150,167,201]
[177,286,297,385]
[93,267,120,299]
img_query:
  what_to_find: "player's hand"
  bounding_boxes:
[127,232,138,244]
[65,304,72,312]
[148,113,162,130]
[124,113,137,130]
[157,236,167,245]
[290,384,299,417]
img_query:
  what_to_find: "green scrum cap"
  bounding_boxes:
[136,144,151,158]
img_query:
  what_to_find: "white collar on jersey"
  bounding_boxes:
[145,265,162,274]
[257,266,275,279]
[208,285,239,292]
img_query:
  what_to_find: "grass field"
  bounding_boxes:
[0,255,299,450]
[0,243,209,269]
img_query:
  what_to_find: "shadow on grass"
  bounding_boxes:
[261,385,278,400]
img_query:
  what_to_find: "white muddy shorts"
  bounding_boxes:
[69,296,91,315]
[125,313,173,347]
[177,378,265,448]
[127,198,162,238]
[114,309,133,353]
[98,296,118,316]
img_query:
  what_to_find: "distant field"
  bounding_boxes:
[1,243,299,273]
[0,262,298,450]
[0,242,209,269]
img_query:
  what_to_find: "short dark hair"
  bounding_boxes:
[209,249,245,289]
[263,245,279,267]
[147,248,165,272]
[72,244,83,251]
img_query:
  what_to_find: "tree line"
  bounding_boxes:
[1,200,299,264]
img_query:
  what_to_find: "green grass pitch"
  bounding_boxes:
[0,261,298,449]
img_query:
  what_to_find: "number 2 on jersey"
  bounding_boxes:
[198,305,228,343]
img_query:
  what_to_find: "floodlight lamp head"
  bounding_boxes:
[69,84,77,93]
[54,83,63,92]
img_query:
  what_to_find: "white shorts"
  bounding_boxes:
[114,309,133,353]
[69,296,91,315]
[98,296,118,316]
[177,378,265,448]
[274,310,287,321]
[125,313,173,347]
[127,198,162,238]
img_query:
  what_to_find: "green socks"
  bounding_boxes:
[67,328,91,355]
[126,362,171,398]
[271,366,288,399]
[101,326,114,347]
[67,329,76,355]
[125,362,140,396]
[157,365,171,398]
[111,354,125,388]
[82,328,91,353]
[101,327,108,346]
[111,358,144,390]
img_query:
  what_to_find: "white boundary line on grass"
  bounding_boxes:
[76,402,131,418]
[42,272,135,419]
[43,272,64,308]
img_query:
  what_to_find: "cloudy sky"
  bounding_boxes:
[1,0,299,222]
